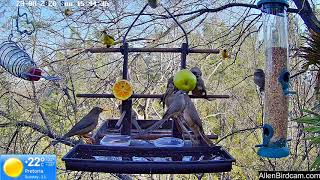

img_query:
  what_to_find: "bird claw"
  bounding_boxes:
[81,134,95,144]
[84,137,95,144]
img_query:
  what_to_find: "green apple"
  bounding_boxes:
[173,69,197,91]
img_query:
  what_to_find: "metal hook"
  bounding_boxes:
[160,4,189,46]
[122,4,148,44]
[16,7,35,36]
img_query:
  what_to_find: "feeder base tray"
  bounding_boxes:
[257,146,289,158]
[62,144,235,174]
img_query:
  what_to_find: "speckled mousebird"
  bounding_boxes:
[137,90,186,136]
[183,94,213,146]
[161,76,178,109]
[254,69,265,93]
[190,67,207,97]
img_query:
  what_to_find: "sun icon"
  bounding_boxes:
[3,157,24,178]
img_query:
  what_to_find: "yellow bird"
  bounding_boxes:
[221,49,230,60]
[64,9,73,16]
[102,31,115,48]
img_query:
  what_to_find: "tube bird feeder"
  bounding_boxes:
[257,0,292,158]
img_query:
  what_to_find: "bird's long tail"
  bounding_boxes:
[50,136,67,146]
[189,124,213,146]
[133,119,167,138]
[199,131,213,146]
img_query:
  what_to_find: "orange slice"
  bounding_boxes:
[112,80,133,100]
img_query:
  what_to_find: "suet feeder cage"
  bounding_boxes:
[0,7,60,81]
[62,2,235,174]
[0,41,42,81]
[256,0,292,158]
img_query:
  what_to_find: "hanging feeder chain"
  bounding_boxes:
[160,4,189,46]
[122,4,148,44]
[16,7,36,36]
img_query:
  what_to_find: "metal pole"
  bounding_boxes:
[86,47,219,54]
[121,43,129,79]
[120,100,132,135]
[120,42,132,135]
[173,43,189,137]
[180,43,188,69]
[76,94,230,99]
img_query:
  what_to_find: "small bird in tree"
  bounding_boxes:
[253,69,265,93]
[221,49,230,60]
[64,9,73,16]
[183,94,213,146]
[52,107,105,145]
[190,67,207,97]
[101,31,115,48]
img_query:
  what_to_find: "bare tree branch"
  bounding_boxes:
[293,0,320,33]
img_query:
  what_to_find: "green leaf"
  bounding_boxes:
[303,127,320,133]
[312,156,320,170]
[301,109,320,116]
[311,137,320,144]
[295,116,320,125]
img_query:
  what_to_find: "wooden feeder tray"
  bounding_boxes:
[62,119,235,174]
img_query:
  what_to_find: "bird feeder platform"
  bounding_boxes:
[62,3,236,174]
[62,142,234,174]
[62,119,234,174]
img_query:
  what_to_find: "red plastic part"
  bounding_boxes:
[27,68,42,81]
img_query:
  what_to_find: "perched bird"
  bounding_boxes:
[148,0,158,9]
[52,107,105,145]
[64,9,73,16]
[162,90,186,120]
[190,67,207,97]
[183,95,212,146]
[162,78,183,135]
[161,76,178,109]
[101,31,115,48]
[116,104,142,131]
[137,90,186,136]
[221,49,230,60]
[253,69,265,93]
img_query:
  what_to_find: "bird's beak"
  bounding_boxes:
[102,109,107,111]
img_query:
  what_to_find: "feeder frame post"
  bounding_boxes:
[172,43,189,138]
[180,43,188,69]
[120,42,132,135]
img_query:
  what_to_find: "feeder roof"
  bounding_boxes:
[257,0,289,8]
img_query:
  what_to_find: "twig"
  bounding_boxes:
[39,107,54,137]
[223,75,253,91]
[217,126,261,144]
[0,121,77,147]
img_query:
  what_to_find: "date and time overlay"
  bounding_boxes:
[17,0,111,7]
